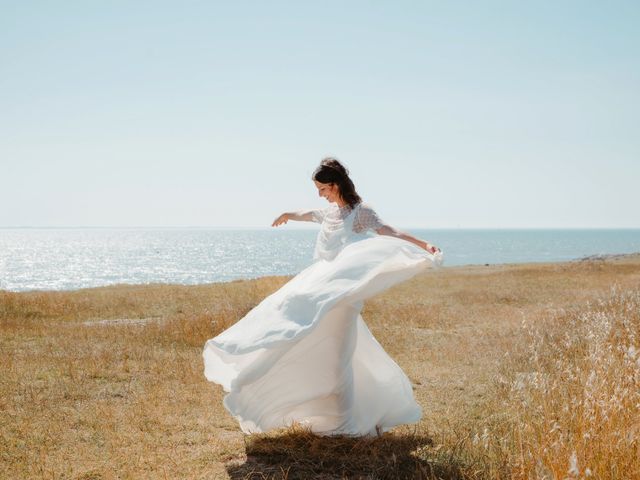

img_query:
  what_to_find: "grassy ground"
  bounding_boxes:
[2,255,639,479]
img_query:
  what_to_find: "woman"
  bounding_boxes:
[203,157,442,437]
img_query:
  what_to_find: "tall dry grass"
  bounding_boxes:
[486,287,640,478]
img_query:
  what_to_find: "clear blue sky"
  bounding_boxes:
[2,1,638,228]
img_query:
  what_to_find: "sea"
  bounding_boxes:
[1,228,639,292]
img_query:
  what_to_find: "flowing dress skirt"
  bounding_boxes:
[203,235,443,436]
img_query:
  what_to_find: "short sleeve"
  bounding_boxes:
[309,208,327,224]
[353,203,385,233]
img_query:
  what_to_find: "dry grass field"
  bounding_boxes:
[2,255,639,479]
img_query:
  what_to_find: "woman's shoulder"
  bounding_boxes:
[354,201,385,230]
[356,201,378,213]
[309,205,332,223]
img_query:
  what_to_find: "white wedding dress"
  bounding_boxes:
[202,201,443,437]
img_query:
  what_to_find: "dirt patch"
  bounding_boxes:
[81,316,165,326]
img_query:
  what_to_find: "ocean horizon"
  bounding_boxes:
[1,227,639,292]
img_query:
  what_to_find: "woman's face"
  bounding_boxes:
[314,180,340,204]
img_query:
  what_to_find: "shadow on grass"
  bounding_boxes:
[226,428,469,480]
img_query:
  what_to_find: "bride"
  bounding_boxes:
[203,157,442,437]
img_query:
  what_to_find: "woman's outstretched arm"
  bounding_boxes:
[376,224,440,254]
[272,210,315,227]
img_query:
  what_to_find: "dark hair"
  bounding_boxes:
[312,157,362,208]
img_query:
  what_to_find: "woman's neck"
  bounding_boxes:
[335,196,349,208]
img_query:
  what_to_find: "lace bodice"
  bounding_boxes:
[308,202,385,261]
[310,202,384,233]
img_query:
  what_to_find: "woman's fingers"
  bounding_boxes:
[272,214,288,227]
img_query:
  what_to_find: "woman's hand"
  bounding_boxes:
[272,213,290,227]
[423,241,440,254]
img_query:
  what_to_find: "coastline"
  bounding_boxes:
[3,228,639,292]
[2,251,639,294]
